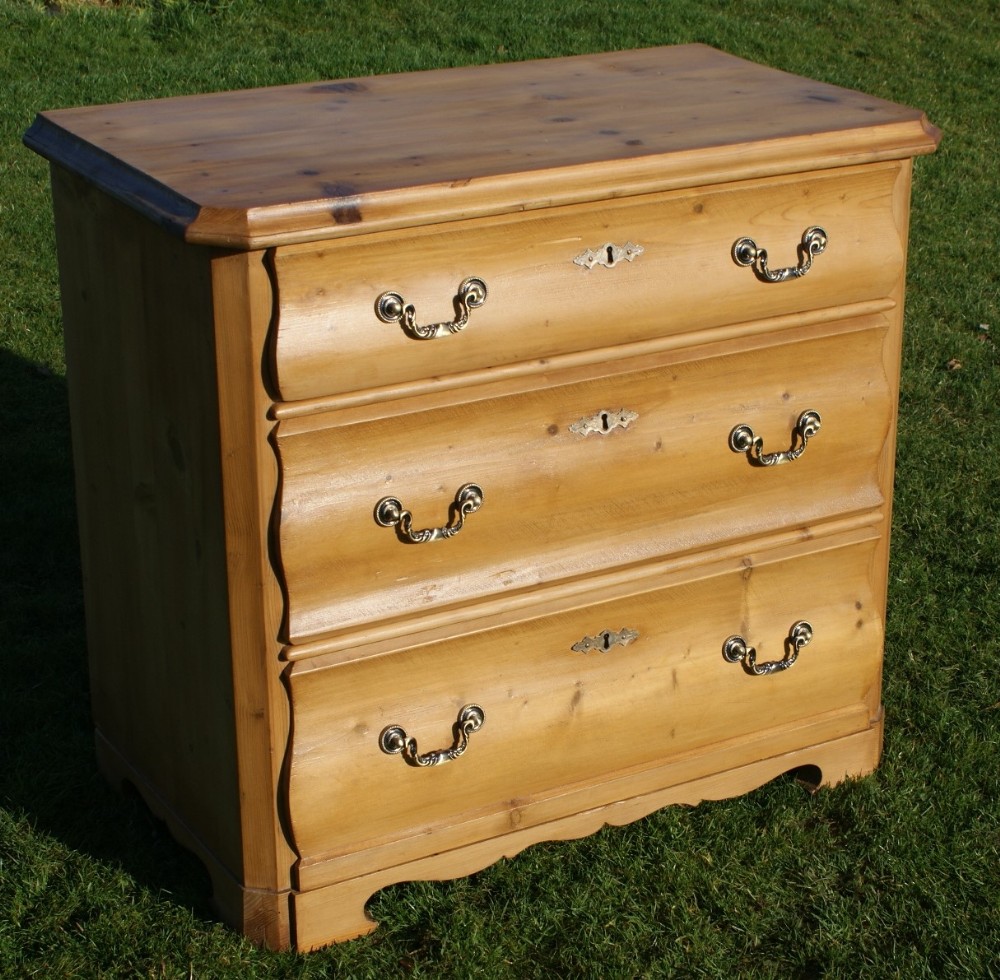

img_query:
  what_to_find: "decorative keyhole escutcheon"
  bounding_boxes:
[572,627,640,654]
[573,241,645,270]
[569,408,638,437]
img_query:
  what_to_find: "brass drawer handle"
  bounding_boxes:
[723,621,813,676]
[375,277,488,340]
[729,410,821,466]
[375,483,484,543]
[732,226,828,282]
[379,704,485,767]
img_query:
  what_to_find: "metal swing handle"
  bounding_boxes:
[729,410,822,466]
[374,483,484,543]
[732,226,828,282]
[376,277,488,340]
[722,621,814,676]
[379,704,485,767]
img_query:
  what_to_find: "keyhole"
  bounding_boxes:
[602,631,612,650]
[606,245,616,266]
[600,412,611,431]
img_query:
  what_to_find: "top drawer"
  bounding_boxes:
[271,162,905,402]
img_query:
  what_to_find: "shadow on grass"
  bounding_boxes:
[0,345,216,922]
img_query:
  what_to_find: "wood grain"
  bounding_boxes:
[285,534,883,863]
[209,249,297,939]
[276,318,891,642]
[24,45,939,248]
[290,706,885,949]
[51,165,245,875]
[27,43,937,951]
[50,167,294,945]
[294,699,876,892]
[271,162,904,400]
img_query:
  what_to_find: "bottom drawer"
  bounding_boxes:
[285,534,883,872]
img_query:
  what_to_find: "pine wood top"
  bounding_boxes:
[24,44,939,248]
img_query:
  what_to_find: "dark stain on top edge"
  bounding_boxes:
[312,81,369,94]
[322,182,363,224]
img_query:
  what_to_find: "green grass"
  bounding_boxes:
[1,1,998,976]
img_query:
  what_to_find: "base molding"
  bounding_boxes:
[94,730,294,951]
[290,718,883,951]
[95,714,881,952]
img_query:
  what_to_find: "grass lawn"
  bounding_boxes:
[1,0,998,976]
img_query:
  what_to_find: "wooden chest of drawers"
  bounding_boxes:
[24,45,938,951]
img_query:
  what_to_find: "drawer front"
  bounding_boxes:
[285,536,883,865]
[276,321,891,642]
[271,163,904,401]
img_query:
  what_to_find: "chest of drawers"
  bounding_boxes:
[25,44,938,951]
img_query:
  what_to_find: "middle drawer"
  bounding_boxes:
[276,319,890,643]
